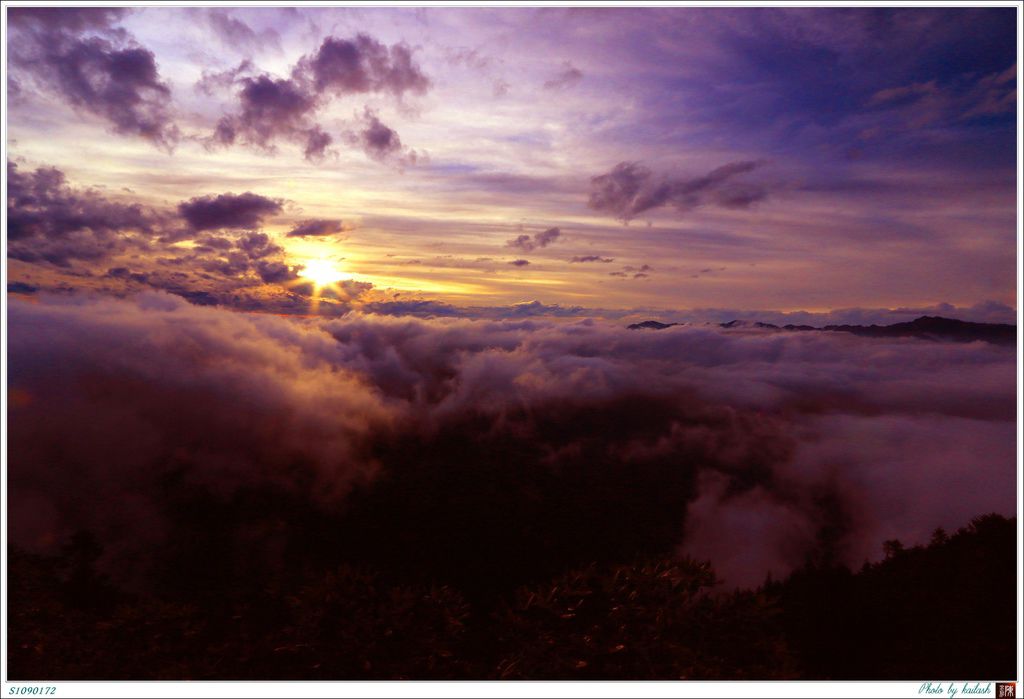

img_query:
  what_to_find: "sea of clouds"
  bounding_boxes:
[7,292,1016,588]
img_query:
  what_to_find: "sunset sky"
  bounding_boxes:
[6,6,1018,321]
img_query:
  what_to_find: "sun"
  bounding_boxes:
[300,258,349,287]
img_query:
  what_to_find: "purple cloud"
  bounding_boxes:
[8,8,178,149]
[210,32,429,162]
[589,161,766,221]
[6,161,156,266]
[178,192,283,232]
[213,74,321,155]
[297,34,430,97]
[570,255,614,263]
[506,227,561,252]
[286,219,349,237]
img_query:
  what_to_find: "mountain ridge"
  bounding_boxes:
[627,315,1016,345]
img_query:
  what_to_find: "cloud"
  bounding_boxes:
[296,34,430,97]
[286,219,350,237]
[7,294,1014,591]
[205,9,281,55]
[543,61,583,90]
[506,227,561,252]
[8,282,39,294]
[195,59,255,96]
[354,110,403,159]
[302,125,334,161]
[212,74,324,157]
[867,65,1016,129]
[211,33,430,161]
[255,260,299,283]
[105,267,149,284]
[236,231,282,259]
[363,299,462,318]
[347,108,420,165]
[508,259,530,267]
[8,7,130,34]
[6,161,156,266]
[608,263,654,280]
[178,192,283,232]
[8,7,178,149]
[589,161,766,221]
[7,294,391,580]
[570,255,614,263]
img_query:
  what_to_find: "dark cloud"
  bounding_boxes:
[8,8,178,149]
[303,125,334,161]
[201,250,252,277]
[543,61,584,90]
[178,192,283,232]
[535,226,561,246]
[6,161,156,266]
[211,33,429,162]
[348,109,419,165]
[509,259,530,267]
[357,110,403,159]
[589,161,766,221]
[105,267,149,284]
[506,227,561,252]
[297,34,430,97]
[286,219,350,238]
[210,69,337,162]
[608,263,654,280]
[213,74,319,154]
[570,255,614,263]
[193,234,234,251]
[254,260,299,284]
[7,282,39,294]
[506,234,532,250]
[236,231,282,259]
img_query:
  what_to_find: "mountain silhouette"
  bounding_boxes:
[628,315,1015,345]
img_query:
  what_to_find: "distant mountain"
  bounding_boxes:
[627,315,1016,345]
[627,320,681,330]
[719,320,780,330]
[822,316,1015,346]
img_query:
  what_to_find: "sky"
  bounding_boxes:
[4,6,1019,322]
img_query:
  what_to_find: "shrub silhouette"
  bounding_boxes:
[776,514,1017,679]
[7,514,1016,680]
[493,558,798,679]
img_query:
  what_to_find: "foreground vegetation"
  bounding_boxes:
[8,514,1016,680]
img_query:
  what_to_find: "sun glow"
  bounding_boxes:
[300,258,349,287]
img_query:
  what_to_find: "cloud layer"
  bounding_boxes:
[7,294,1015,589]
